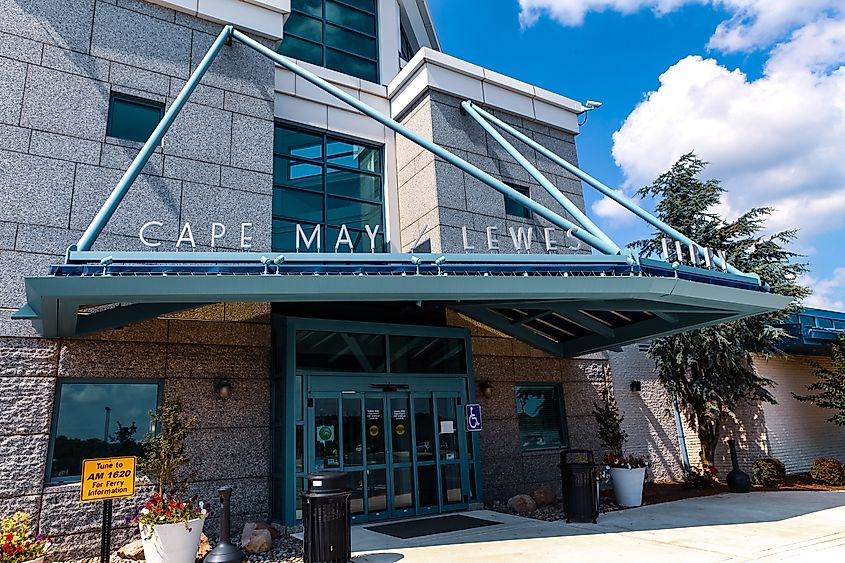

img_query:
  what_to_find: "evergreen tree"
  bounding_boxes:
[631,153,810,469]
[794,334,845,426]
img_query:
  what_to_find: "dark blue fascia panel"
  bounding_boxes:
[775,307,845,352]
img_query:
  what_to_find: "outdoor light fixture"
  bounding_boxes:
[630,380,642,392]
[434,256,446,266]
[410,256,422,265]
[100,256,113,276]
[479,380,494,398]
[273,255,285,265]
[214,379,233,399]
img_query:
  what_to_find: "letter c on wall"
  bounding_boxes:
[139,221,163,247]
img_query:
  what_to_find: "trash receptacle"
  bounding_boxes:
[558,449,599,523]
[302,471,352,563]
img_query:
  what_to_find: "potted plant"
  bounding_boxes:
[1,512,48,563]
[593,386,648,507]
[132,398,207,563]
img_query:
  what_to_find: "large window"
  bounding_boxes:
[47,380,162,483]
[515,384,568,450]
[273,124,385,252]
[279,0,379,83]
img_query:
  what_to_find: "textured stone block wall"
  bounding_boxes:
[395,91,587,254]
[0,0,276,331]
[0,303,272,558]
[446,311,606,503]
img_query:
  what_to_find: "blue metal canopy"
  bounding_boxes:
[12,25,794,354]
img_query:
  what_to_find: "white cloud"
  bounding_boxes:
[800,268,845,311]
[610,15,845,238]
[519,1,843,52]
[591,190,642,224]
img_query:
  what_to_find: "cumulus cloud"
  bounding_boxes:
[518,1,843,52]
[591,190,642,224]
[800,268,845,311]
[611,16,845,237]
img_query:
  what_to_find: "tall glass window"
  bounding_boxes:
[279,0,379,83]
[47,380,162,482]
[273,124,385,253]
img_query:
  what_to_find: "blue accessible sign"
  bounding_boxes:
[465,403,483,432]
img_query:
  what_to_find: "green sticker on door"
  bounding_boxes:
[317,425,335,444]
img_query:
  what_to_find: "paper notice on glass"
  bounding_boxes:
[440,420,455,434]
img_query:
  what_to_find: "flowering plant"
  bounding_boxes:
[1,512,48,562]
[131,491,209,529]
[603,452,649,470]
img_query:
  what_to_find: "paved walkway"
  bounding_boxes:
[350,492,845,562]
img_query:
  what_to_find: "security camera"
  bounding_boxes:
[585,100,603,109]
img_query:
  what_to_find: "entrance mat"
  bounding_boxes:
[365,514,501,539]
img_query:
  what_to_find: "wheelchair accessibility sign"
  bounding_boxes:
[465,404,483,432]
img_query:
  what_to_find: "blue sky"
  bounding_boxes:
[427,0,845,311]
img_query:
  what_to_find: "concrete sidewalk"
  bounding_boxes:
[350,491,845,562]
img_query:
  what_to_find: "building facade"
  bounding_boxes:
[0,0,790,557]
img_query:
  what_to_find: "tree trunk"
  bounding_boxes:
[696,413,721,471]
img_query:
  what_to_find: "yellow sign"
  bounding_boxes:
[79,456,137,503]
[369,425,380,437]
[395,424,406,436]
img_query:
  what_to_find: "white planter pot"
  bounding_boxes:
[610,467,646,507]
[140,517,205,563]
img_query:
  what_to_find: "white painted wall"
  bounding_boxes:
[758,355,845,473]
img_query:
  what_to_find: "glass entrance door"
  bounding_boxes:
[309,385,470,522]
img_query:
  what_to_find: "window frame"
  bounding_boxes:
[279,0,380,83]
[45,378,164,485]
[514,382,569,452]
[504,183,533,219]
[106,93,166,143]
[272,121,386,253]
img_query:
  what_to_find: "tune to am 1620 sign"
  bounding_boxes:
[79,456,137,502]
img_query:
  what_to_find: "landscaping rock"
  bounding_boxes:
[507,494,537,513]
[196,533,212,562]
[255,521,281,540]
[116,539,144,560]
[531,485,556,507]
[242,527,273,554]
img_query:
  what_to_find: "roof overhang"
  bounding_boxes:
[15,252,791,357]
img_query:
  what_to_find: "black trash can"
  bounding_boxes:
[558,449,599,523]
[302,471,352,563]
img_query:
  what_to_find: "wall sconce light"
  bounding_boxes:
[479,380,493,399]
[215,379,233,399]
[630,380,642,392]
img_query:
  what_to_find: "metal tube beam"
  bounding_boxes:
[75,26,235,252]
[467,103,747,277]
[461,101,619,252]
[230,29,619,255]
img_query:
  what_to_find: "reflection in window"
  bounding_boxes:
[278,0,379,83]
[272,124,385,253]
[296,330,387,372]
[48,381,161,482]
[389,336,467,374]
[505,183,532,219]
[515,384,568,450]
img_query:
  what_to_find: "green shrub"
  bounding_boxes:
[751,458,786,486]
[810,458,845,486]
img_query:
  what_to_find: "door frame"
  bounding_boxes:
[271,315,482,526]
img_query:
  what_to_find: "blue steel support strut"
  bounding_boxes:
[74,25,235,253]
[229,29,619,255]
[466,103,750,278]
[461,100,619,252]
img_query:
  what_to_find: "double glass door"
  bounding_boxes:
[310,388,469,522]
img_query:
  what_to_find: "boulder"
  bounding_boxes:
[531,485,556,507]
[117,539,144,560]
[254,521,281,540]
[196,533,212,562]
[507,494,537,513]
[241,528,273,554]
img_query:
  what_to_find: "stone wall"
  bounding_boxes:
[0,0,278,557]
[0,0,276,332]
[0,303,272,558]
[395,90,586,254]
[447,311,606,502]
